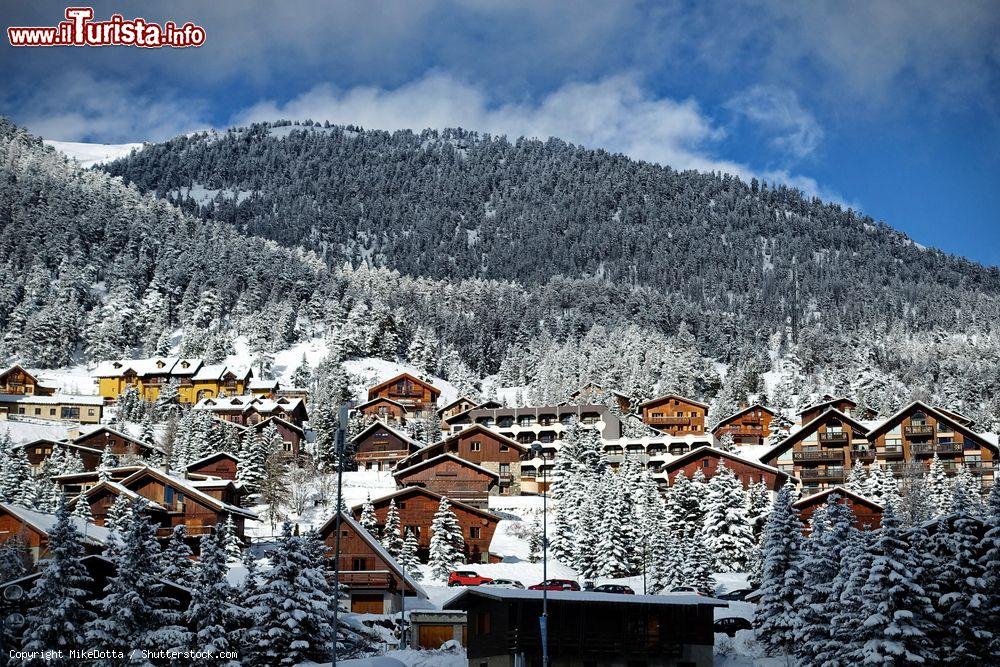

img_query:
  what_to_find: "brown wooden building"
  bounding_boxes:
[356,397,409,426]
[186,451,240,480]
[192,395,308,428]
[0,364,55,396]
[351,486,501,564]
[438,396,478,425]
[72,425,161,460]
[317,510,428,614]
[393,453,499,508]
[793,487,884,531]
[352,421,423,471]
[711,404,777,446]
[245,415,307,458]
[367,372,441,417]
[51,466,144,496]
[18,439,104,471]
[655,446,796,491]
[0,503,111,564]
[797,395,859,424]
[446,588,725,667]
[395,425,527,495]
[638,394,708,436]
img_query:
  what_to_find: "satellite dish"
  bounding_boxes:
[2,584,23,601]
[5,612,25,629]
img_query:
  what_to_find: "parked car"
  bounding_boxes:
[718,588,754,601]
[668,586,700,594]
[447,571,494,587]
[488,578,524,589]
[714,617,752,637]
[593,584,635,595]
[528,579,581,591]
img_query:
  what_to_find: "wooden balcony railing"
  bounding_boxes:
[330,570,394,589]
[155,525,214,538]
[911,442,964,455]
[851,448,876,459]
[904,425,934,436]
[878,447,904,458]
[799,468,846,481]
[819,431,848,443]
[647,416,691,426]
[793,450,845,462]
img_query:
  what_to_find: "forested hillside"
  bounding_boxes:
[4,118,1000,429]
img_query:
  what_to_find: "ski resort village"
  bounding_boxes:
[0,352,998,666]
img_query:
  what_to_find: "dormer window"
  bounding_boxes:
[180,361,190,368]
[155,360,166,368]
[112,362,122,369]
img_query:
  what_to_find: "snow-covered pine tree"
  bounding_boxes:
[663,470,706,541]
[680,533,716,596]
[846,458,868,494]
[104,494,132,536]
[21,501,94,656]
[976,482,1000,658]
[399,529,423,581]
[0,534,29,584]
[745,480,771,537]
[854,503,935,665]
[596,469,631,577]
[717,432,736,453]
[949,466,983,516]
[158,525,195,587]
[926,453,950,516]
[381,499,403,557]
[0,444,31,502]
[97,446,117,482]
[186,532,238,666]
[428,497,465,581]
[701,463,754,572]
[290,354,312,388]
[360,497,379,538]
[754,482,804,657]
[72,495,94,523]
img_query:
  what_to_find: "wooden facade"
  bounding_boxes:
[245,415,306,457]
[72,426,160,460]
[392,453,498,508]
[350,486,501,564]
[711,404,777,446]
[798,396,858,425]
[317,511,427,614]
[356,397,408,426]
[352,421,422,471]
[638,394,709,436]
[657,446,795,491]
[793,487,883,531]
[17,439,103,471]
[367,373,441,417]
[438,397,478,425]
[0,503,110,564]
[0,364,55,396]
[761,409,872,492]
[186,451,240,480]
[193,396,308,428]
[396,425,526,495]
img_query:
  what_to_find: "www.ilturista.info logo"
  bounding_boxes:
[7,7,206,48]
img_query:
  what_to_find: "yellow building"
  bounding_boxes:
[94,358,252,404]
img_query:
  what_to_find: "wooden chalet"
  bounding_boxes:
[0,364,55,396]
[352,421,423,471]
[0,503,111,564]
[793,487,883,531]
[192,395,308,428]
[638,394,709,436]
[15,439,103,471]
[392,453,499,508]
[567,382,632,414]
[356,396,409,426]
[395,424,527,495]
[797,395,858,424]
[73,466,256,548]
[317,510,428,614]
[350,486,501,564]
[654,446,797,491]
[711,404,777,446]
[437,396,478,425]
[447,588,725,667]
[367,372,441,417]
[51,466,144,496]
[186,451,240,480]
[72,425,161,460]
[244,414,307,457]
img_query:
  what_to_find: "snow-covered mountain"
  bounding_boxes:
[44,139,144,168]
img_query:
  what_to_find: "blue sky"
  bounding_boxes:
[3,1,999,265]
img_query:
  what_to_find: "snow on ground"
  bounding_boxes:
[0,419,74,443]
[44,140,144,167]
[26,364,99,395]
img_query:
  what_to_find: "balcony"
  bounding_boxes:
[910,442,964,455]
[334,570,394,589]
[647,416,691,426]
[726,426,764,437]
[904,424,934,437]
[852,448,876,460]
[155,525,214,538]
[878,447,904,459]
[818,431,848,444]
[498,472,513,482]
[966,462,994,475]
[798,468,846,481]
[793,450,845,462]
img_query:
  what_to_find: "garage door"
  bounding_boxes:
[351,594,384,614]
[418,624,455,649]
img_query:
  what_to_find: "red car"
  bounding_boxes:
[448,571,494,587]
[528,579,581,591]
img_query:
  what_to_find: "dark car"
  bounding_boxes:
[528,579,581,591]
[593,584,635,595]
[718,588,754,601]
[714,617,752,637]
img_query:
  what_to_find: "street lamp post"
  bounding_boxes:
[330,403,349,667]
[530,442,550,667]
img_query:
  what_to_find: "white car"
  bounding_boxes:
[487,578,524,589]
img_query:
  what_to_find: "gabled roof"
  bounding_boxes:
[437,396,474,415]
[317,510,428,599]
[0,503,111,546]
[797,395,857,416]
[193,395,304,414]
[659,445,798,482]
[792,486,884,512]
[445,423,526,449]
[865,400,998,454]
[93,357,198,378]
[12,439,102,455]
[73,480,168,512]
[637,393,710,410]
[72,425,162,453]
[350,420,422,449]
[51,466,144,483]
[185,451,240,470]
[116,466,257,519]
[710,403,778,432]
[191,363,252,381]
[0,393,104,406]
[248,378,279,390]
[934,407,975,427]
[246,415,306,436]
[353,485,502,523]
[0,364,42,385]
[367,372,441,398]
[355,396,408,412]
[759,408,871,463]
[0,555,192,600]
[392,453,500,481]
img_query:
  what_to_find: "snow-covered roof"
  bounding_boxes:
[351,420,422,448]
[444,587,728,608]
[248,379,279,390]
[793,486,883,511]
[637,393,711,410]
[0,393,104,406]
[367,372,441,398]
[709,403,777,431]
[392,452,499,480]
[358,486,502,522]
[190,364,228,381]
[93,357,186,378]
[193,395,304,413]
[185,451,240,470]
[796,395,857,415]
[0,502,111,546]
[72,425,163,453]
[117,466,258,519]
[654,445,799,481]
[355,396,408,411]
[12,439,102,455]
[863,400,998,453]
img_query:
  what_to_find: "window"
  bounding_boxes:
[49,408,56,416]
[474,611,491,635]
[34,408,41,415]
[470,526,482,539]
[352,557,367,571]
[703,460,710,468]
[399,502,407,509]
[88,409,95,416]
[283,441,292,452]
[499,444,509,452]
[470,441,482,452]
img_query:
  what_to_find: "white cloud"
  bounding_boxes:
[234,72,846,202]
[726,85,823,160]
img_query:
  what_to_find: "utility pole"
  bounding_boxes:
[330,403,349,667]
[531,441,550,667]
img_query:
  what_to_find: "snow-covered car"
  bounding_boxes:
[593,584,635,595]
[714,617,752,636]
[487,578,524,589]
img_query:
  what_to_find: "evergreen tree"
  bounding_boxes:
[701,463,754,572]
[846,459,868,495]
[428,498,465,581]
[926,453,950,516]
[158,525,195,587]
[596,469,631,577]
[219,514,244,562]
[97,446,117,482]
[104,494,132,536]
[754,483,804,657]
[381,499,403,558]
[680,533,716,596]
[0,534,29,583]
[976,482,1000,658]
[359,497,379,538]
[186,532,239,666]
[399,529,422,581]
